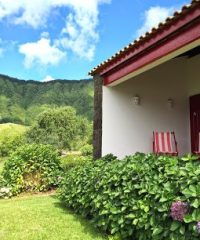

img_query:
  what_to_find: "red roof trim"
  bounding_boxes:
[102,5,200,76]
[89,0,200,84]
[104,18,200,85]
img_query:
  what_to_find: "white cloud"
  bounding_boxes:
[19,37,66,68]
[55,3,99,61]
[0,0,111,60]
[136,6,174,37]
[41,32,50,38]
[0,0,51,28]
[41,75,55,82]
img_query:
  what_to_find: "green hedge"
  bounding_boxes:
[2,144,62,194]
[60,154,92,172]
[59,153,200,240]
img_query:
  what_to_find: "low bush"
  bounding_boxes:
[0,123,27,157]
[59,153,200,240]
[0,135,25,157]
[0,174,6,188]
[2,144,62,195]
[60,154,92,172]
[80,144,93,156]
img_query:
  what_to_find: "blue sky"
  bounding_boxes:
[0,0,189,81]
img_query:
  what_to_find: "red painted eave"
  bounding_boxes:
[89,1,200,86]
[104,17,200,85]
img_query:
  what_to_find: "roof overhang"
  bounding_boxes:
[90,1,200,87]
[108,38,200,86]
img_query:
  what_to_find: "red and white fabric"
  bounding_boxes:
[153,131,178,155]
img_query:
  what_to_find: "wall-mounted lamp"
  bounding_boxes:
[133,95,140,105]
[167,98,174,108]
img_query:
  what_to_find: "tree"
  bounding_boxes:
[26,107,91,150]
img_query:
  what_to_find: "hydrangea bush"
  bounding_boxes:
[2,144,62,195]
[197,222,200,234]
[59,153,200,240]
[170,201,189,222]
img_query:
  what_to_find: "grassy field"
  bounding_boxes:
[0,124,108,239]
[0,123,27,139]
[0,194,108,240]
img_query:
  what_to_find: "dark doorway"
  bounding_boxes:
[190,94,200,153]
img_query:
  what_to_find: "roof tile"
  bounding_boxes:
[89,0,200,75]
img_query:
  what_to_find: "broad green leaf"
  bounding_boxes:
[191,199,199,208]
[152,227,163,236]
[170,221,180,231]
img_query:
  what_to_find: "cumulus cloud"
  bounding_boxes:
[0,0,111,61]
[0,0,51,28]
[136,6,174,37]
[55,0,104,60]
[19,37,66,68]
[41,75,55,82]
[41,32,50,38]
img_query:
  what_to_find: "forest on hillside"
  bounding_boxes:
[0,74,93,125]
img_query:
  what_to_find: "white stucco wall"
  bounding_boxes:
[102,55,200,158]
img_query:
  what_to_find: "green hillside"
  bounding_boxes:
[0,74,93,125]
[0,123,27,136]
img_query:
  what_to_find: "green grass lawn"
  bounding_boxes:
[0,194,108,240]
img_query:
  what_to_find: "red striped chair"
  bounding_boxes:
[153,131,178,156]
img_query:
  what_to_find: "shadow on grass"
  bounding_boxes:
[51,195,108,239]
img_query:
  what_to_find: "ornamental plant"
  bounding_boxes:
[170,201,189,222]
[2,144,62,194]
[197,222,200,234]
[59,153,200,240]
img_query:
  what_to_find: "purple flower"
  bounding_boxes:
[170,201,189,222]
[197,222,200,234]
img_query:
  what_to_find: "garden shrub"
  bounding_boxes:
[0,135,25,157]
[80,144,93,156]
[59,153,200,240]
[0,124,27,157]
[60,154,92,172]
[101,153,117,162]
[0,174,6,188]
[2,144,62,194]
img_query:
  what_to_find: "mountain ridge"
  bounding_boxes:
[0,74,92,84]
[0,74,94,125]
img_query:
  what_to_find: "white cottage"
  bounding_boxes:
[89,0,200,159]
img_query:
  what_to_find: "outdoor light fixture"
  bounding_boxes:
[167,98,174,108]
[133,95,140,105]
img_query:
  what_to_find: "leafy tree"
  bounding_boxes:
[27,107,91,150]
